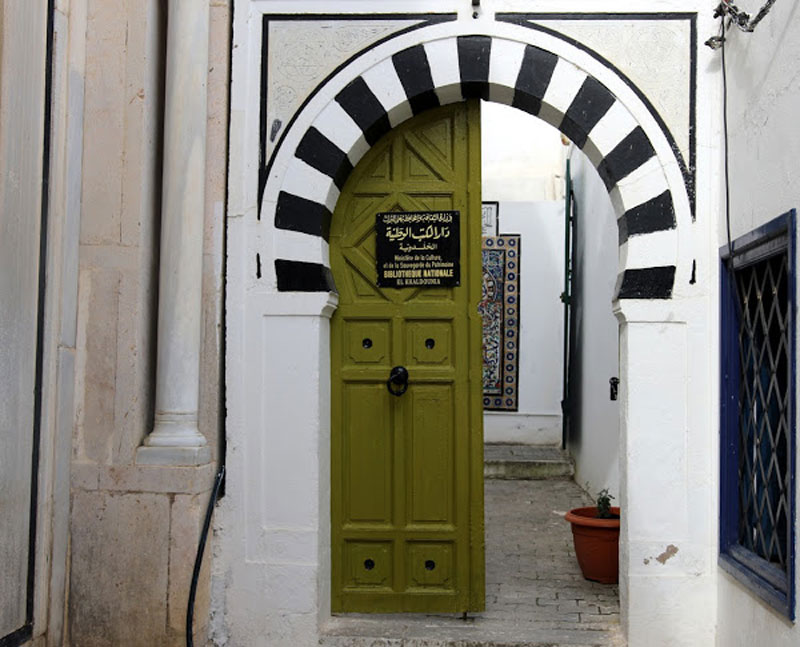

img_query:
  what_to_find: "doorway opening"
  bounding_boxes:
[326,100,623,643]
[477,101,623,641]
[480,100,621,494]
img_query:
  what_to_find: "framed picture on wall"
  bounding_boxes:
[481,201,499,237]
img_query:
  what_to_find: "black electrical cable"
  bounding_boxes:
[186,465,225,647]
[721,19,734,263]
[709,0,776,261]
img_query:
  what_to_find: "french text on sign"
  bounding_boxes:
[375,210,461,288]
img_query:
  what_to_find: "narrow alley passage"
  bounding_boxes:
[322,478,625,646]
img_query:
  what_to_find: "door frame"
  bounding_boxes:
[222,10,714,644]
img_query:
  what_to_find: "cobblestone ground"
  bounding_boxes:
[322,479,625,646]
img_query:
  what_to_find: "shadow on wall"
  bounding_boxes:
[566,148,620,498]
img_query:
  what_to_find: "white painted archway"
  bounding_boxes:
[222,16,713,647]
[269,31,683,300]
[257,20,693,298]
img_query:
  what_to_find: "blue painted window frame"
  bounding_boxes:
[719,208,797,620]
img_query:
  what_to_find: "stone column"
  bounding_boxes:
[137,0,210,466]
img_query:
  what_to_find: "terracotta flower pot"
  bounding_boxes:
[564,506,620,584]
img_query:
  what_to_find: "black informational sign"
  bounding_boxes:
[375,211,460,288]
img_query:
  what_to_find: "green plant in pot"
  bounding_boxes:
[565,488,620,584]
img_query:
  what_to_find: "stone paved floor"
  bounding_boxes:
[322,479,625,646]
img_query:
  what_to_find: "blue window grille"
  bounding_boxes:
[720,209,797,620]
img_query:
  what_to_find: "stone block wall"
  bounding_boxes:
[66,1,230,645]
[69,467,216,646]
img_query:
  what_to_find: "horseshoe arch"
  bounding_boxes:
[260,21,691,301]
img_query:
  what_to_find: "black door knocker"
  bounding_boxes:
[387,366,409,396]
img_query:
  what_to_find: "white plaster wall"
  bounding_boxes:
[483,201,565,445]
[567,149,620,498]
[715,1,800,642]
[532,16,692,166]
[482,101,566,202]
[719,4,800,242]
[266,18,423,160]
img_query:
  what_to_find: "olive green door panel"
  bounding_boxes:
[407,385,454,524]
[343,383,393,524]
[331,101,484,614]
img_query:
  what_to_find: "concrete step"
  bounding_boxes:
[484,444,574,480]
[322,635,615,647]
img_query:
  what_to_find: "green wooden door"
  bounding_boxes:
[330,101,484,613]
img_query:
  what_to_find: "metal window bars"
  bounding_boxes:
[735,249,791,577]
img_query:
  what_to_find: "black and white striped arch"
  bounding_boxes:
[273,35,678,299]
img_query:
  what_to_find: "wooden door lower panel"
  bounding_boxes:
[338,536,464,613]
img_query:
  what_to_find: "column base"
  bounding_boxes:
[136,445,211,466]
